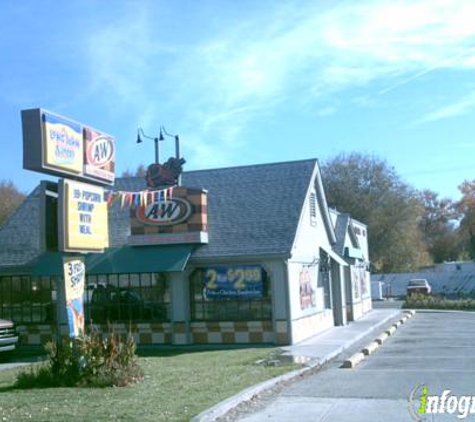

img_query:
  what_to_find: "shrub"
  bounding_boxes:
[15,329,143,389]
[404,294,475,311]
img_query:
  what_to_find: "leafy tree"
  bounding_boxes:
[456,180,475,259]
[418,189,460,262]
[0,180,25,227]
[320,152,431,272]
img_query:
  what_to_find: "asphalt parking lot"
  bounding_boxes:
[236,311,475,421]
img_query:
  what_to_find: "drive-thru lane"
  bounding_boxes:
[236,312,475,421]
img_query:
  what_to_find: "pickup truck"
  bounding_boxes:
[0,318,18,354]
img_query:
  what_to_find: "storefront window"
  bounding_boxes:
[0,272,170,324]
[190,266,272,321]
[0,275,57,323]
[86,273,170,323]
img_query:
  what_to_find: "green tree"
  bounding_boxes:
[320,152,431,272]
[418,189,460,262]
[0,180,25,227]
[456,180,475,259]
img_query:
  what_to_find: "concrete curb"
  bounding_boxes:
[341,310,415,369]
[375,332,389,345]
[191,310,401,422]
[385,326,397,336]
[342,352,365,368]
[362,341,379,356]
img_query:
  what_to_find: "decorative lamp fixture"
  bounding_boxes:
[135,125,186,189]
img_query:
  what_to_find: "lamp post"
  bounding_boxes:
[136,126,181,164]
[136,128,164,164]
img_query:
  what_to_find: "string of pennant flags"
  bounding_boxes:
[104,186,174,208]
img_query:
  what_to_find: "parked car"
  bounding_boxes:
[0,318,18,356]
[407,279,431,296]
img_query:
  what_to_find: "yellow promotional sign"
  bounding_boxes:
[60,179,109,252]
[63,256,86,338]
[42,112,83,174]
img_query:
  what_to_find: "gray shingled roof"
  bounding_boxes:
[0,186,42,267]
[332,212,361,257]
[112,159,318,258]
[333,213,350,256]
[0,159,318,268]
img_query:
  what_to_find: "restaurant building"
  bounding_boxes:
[0,158,371,346]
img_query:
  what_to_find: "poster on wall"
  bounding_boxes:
[351,266,361,301]
[299,266,316,310]
[360,268,370,298]
[203,266,263,300]
[58,179,109,253]
[63,256,86,338]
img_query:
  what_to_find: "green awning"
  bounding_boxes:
[30,252,65,277]
[87,245,193,274]
[28,245,194,277]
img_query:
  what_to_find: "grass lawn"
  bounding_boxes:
[0,347,299,422]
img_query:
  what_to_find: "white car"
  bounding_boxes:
[407,279,431,296]
[0,318,18,354]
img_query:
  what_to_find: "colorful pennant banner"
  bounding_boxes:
[104,187,174,208]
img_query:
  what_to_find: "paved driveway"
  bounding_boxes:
[236,312,475,421]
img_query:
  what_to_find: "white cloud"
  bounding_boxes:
[82,0,475,167]
[418,90,475,123]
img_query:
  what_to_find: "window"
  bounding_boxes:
[0,272,170,324]
[86,273,170,323]
[190,267,272,321]
[0,275,57,323]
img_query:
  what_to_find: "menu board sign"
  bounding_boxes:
[58,179,109,253]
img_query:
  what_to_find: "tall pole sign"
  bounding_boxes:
[21,107,115,339]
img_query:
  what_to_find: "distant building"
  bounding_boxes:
[371,261,475,297]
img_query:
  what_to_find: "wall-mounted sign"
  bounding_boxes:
[58,179,109,253]
[136,198,192,226]
[128,186,208,245]
[63,256,85,338]
[22,108,115,186]
[202,265,263,300]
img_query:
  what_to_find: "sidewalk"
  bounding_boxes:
[192,308,402,422]
[282,308,400,363]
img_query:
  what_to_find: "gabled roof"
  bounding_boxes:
[314,164,337,246]
[332,211,362,258]
[111,159,318,259]
[333,212,350,256]
[0,159,320,268]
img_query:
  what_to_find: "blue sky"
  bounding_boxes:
[1,0,474,200]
